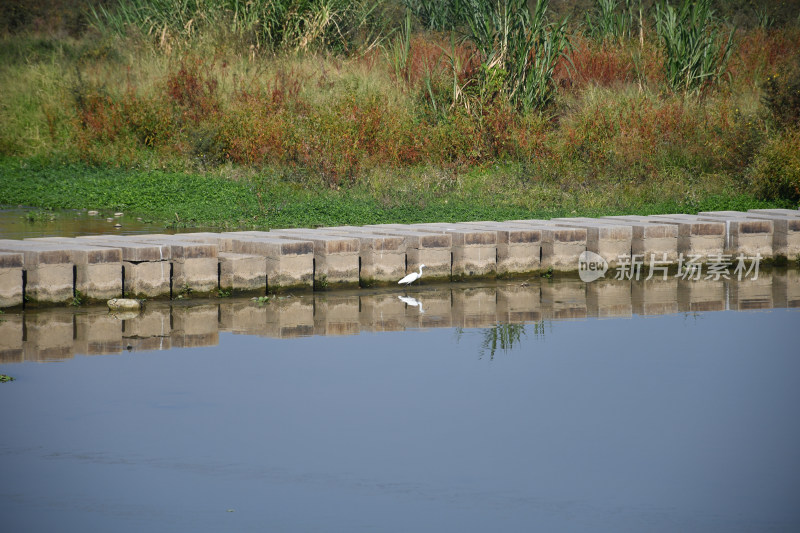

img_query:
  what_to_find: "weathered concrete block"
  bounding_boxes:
[551,218,633,267]
[75,236,171,298]
[77,235,172,261]
[506,221,587,271]
[405,223,497,278]
[697,212,774,258]
[747,208,800,217]
[23,237,123,300]
[0,240,73,304]
[363,225,453,281]
[0,252,24,308]
[220,235,313,291]
[121,260,170,298]
[643,215,726,258]
[317,227,407,284]
[597,217,680,262]
[126,235,219,295]
[461,222,543,275]
[739,211,800,258]
[262,230,361,289]
[217,252,266,293]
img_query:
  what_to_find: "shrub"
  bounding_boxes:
[762,56,800,129]
[749,130,800,203]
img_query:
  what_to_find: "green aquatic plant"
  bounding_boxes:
[251,295,270,305]
[0,374,15,383]
[70,290,85,307]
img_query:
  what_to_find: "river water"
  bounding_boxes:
[1,274,799,532]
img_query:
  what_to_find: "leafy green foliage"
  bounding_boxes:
[0,374,15,383]
[654,0,735,93]
[457,0,572,111]
[585,0,640,43]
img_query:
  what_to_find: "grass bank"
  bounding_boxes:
[0,156,789,230]
[1,0,799,226]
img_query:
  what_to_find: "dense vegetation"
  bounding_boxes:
[1,0,799,228]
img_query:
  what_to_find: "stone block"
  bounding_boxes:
[506,221,588,271]
[551,218,633,267]
[218,252,267,293]
[461,222,543,275]
[223,235,313,291]
[0,241,73,304]
[316,227,407,284]
[739,211,800,259]
[0,252,24,308]
[643,215,726,258]
[363,225,454,281]
[597,217,680,262]
[697,212,774,258]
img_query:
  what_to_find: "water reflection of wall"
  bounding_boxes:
[1,272,798,363]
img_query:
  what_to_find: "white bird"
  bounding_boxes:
[398,264,425,285]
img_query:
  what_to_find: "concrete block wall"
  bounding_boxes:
[0,209,798,308]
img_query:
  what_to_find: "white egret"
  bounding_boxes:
[398,264,425,285]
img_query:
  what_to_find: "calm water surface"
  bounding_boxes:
[0,207,213,239]
[1,276,799,533]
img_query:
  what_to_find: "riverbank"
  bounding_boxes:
[1,1,799,228]
[0,157,792,231]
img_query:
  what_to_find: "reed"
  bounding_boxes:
[653,0,734,93]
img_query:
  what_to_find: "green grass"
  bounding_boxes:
[0,156,790,230]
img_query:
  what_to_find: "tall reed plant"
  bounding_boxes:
[88,0,374,52]
[457,0,571,111]
[653,0,735,94]
[585,0,639,43]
